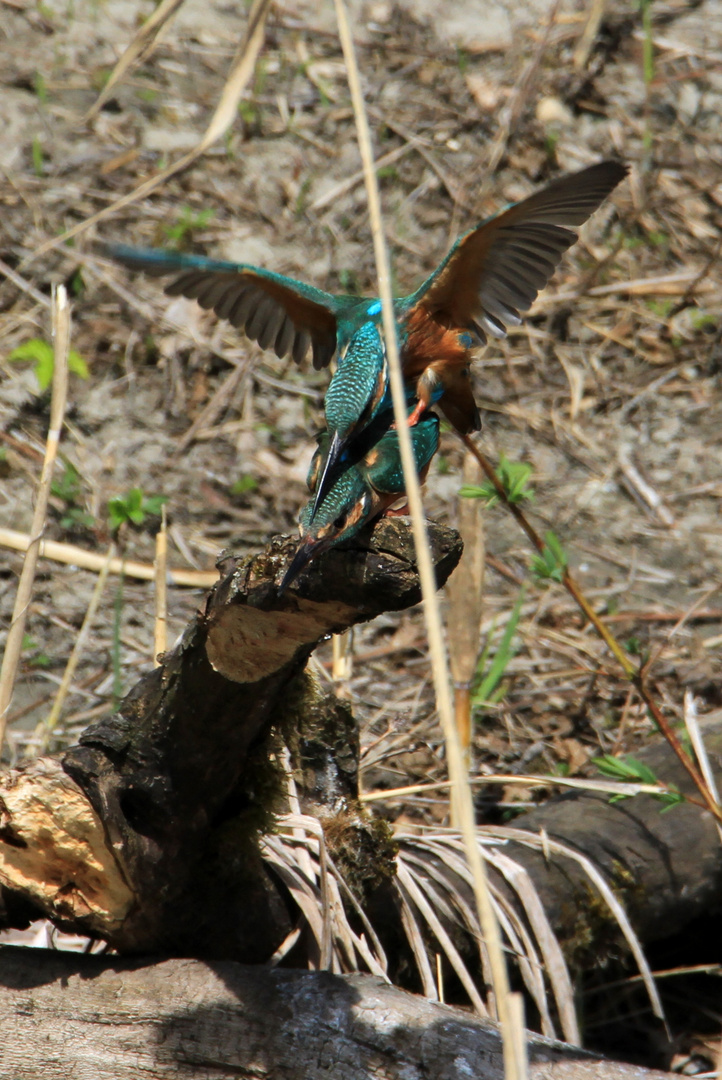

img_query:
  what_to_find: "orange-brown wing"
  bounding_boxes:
[409,160,627,343]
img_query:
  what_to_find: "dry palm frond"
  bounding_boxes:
[260,813,390,981]
[259,812,665,1046]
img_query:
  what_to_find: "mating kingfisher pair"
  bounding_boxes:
[106,159,627,588]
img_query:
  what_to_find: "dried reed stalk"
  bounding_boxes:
[0,528,215,588]
[0,286,70,754]
[446,452,486,762]
[37,542,116,752]
[154,509,168,666]
[332,2,524,1075]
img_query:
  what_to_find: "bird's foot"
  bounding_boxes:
[390,399,425,431]
[384,502,409,517]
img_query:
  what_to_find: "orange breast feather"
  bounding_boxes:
[402,305,470,380]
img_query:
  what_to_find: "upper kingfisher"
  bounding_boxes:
[104,159,626,504]
[279,411,440,592]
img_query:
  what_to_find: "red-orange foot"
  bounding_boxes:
[389,399,427,430]
[383,502,410,517]
[405,399,427,428]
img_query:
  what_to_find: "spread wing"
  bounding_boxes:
[407,160,627,342]
[102,244,341,369]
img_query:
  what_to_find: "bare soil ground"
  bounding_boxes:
[1,0,721,1066]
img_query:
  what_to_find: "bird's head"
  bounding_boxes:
[279,468,374,592]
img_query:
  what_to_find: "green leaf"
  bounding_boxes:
[460,456,534,507]
[141,494,167,517]
[32,136,44,177]
[594,754,684,810]
[595,754,658,786]
[472,590,525,708]
[531,530,568,584]
[68,350,89,379]
[8,338,88,391]
[230,475,258,496]
[107,488,167,532]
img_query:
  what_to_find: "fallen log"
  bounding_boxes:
[0,947,674,1080]
[1,513,720,1069]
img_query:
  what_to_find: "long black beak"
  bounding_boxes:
[277,536,320,595]
[310,430,346,522]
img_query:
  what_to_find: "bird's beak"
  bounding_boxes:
[277,535,322,595]
[310,430,345,522]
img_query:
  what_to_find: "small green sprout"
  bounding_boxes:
[531,530,568,585]
[34,72,48,104]
[22,633,51,669]
[230,475,258,496]
[108,488,167,532]
[163,206,215,249]
[51,460,95,531]
[460,455,534,507]
[31,137,45,177]
[8,338,89,392]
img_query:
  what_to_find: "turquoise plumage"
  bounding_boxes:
[105,159,627,526]
[279,412,440,591]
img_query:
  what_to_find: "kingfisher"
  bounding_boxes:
[279,411,440,592]
[104,159,626,505]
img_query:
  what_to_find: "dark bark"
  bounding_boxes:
[498,723,722,964]
[0,947,674,1080]
[0,520,462,960]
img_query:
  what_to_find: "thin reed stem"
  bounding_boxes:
[460,433,722,825]
[333,2,525,1074]
[0,286,70,756]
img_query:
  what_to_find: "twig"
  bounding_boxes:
[36,542,116,751]
[28,0,272,264]
[0,527,216,588]
[154,508,168,666]
[484,1,560,175]
[310,144,413,211]
[616,447,675,527]
[459,434,722,825]
[84,0,186,121]
[0,256,52,308]
[333,2,522,1074]
[573,0,606,69]
[0,286,70,755]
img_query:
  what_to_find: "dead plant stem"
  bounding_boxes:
[0,286,70,755]
[460,434,722,824]
[334,2,523,1074]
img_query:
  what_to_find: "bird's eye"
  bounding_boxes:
[333,513,347,529]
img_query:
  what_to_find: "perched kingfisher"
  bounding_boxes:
[104,159,626,508]
[279,412,440,591]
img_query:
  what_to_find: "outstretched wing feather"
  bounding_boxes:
[412,160,627,336]
[103,244,339,366]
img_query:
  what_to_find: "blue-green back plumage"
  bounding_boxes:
[324,321,387,440]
